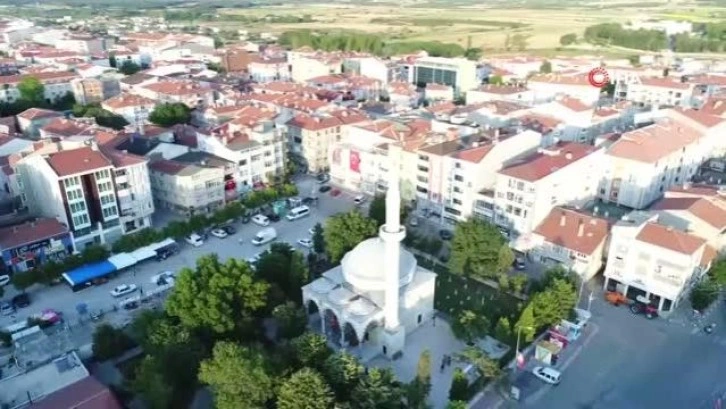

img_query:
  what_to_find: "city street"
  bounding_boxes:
[0,176,358,330]
[521,296,726,409]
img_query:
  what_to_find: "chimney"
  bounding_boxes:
[560,211,566,227]
[577,219,584,237]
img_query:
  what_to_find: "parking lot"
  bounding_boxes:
[0,176,358,330]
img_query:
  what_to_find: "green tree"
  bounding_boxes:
[451,310,490,344]
[350,368,404,409]
[530,265,575,294]
[119,60,141,75]
[277,368,335,409]
[256,243,309,305]
[199,341,273,409]
[709,259,726,286]
[10,271,37,293]
[18,76,44,105]
[166,254,269,338]
[447,401,469,409]
[514,304,536,342]
[291,332,332,370]
[559,33,577,46]
[148,102,192,127]
[312,222,325,254]
[497,245,515,275]
[272,302,308,339]
[448,368,469,402]
[458,346,501,380]
[539,60,552,74]
[368,194,408,227]
[131,356,173,409]
[510,33,529,51]
[323,210,378,263]
[323,352,364,401]
[449,218,508,279]
[407,349,432,408]
[493,316,513,344]
[92,324,135,361]
[488,75,504,85]
[691,280,719,311]
[510,274,528,294]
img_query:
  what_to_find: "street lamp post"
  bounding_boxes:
[513,325,534,373]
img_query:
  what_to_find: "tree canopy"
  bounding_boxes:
[92,323,135,361]
[323,210,378,263]
[199,341,274,409]
[256,242,309,305]
[165,254,269,337]
[18,76,45,105]
[323,352,365,402]
[73,103,129,130]
[448,219,511,279]
[368,194,408,228]
[277,368,335,409]
[148,102,192,127]
[119,59,142,75]
[559,33,577,46]
[451,310,490,344]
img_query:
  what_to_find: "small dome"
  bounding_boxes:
[341,237,416,292]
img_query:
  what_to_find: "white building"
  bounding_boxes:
[529,207,610,280]
[102,93,158,124]
[629,19,693,36]
[620,77,695,107]
[0,71,79,104]
[134,80,214,108]
[290,55,342,83]
[409,57,478,95]
[302,157,436,360]
[603,212,715,313]
[527,74,602,104]
[598,117,707,210]
[149,159,224,215]
[466,84,534,105]
[248,57,290,82]
[494,142,604,240]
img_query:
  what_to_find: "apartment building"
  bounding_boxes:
[248,57,290,82]
[598,117,707,210]
[290,55,342,83]
[149,159,224,215]
[494,142,604,239]
[16,108,63,138]
[409,57,478,95]
[529,207,610,280]
[100,147,155,234]
[55,35,106,55]
[665,108,726,157]
[0,71,79,103]
[619,77,695,107]
[16,145,149,248]
[135,80,215,108]
[417,128,543,223]
[196,107,285,191]
[71,78,104,105]
[287,109,369,173]
[466,84,535,105]
[527,74,601,104]
[603,212,715,313]
[39,118,98,141]
[218,48,253,73]
[101,93,158,124]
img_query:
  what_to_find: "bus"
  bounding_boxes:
[286,205,311,221]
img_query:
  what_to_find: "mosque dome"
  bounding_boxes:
[341,237,416,292]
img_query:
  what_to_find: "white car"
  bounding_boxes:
[150,271,175,286]
[298,238,313,248]
[0,275,10,287]
[308,228,315,236]
[110,284,138,298]
[210,228,228,239]
[532,366,561,385]
[247,251,267,265]
[252,214,270,226]
[185,233,204,247]
[353,195,366,205]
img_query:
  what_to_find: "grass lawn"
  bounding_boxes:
[417,256,525,323]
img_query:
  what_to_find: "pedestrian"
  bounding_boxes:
[445,355,451,367]
[440,356,446,372]
[432,314,436,327]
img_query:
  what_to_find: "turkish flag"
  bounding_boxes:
[349,150,361,173]
[516,352,526,369]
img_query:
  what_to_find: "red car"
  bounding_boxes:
[331,189,341,197]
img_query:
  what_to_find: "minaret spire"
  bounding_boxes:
[380,152,405,331]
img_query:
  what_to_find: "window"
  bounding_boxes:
[454,175,464,182]
[98,181,112,193]
[72,213,89,227]
[63,177,79,188]
[238,159,247,166]
[100,195,115,205]
[67,189,83,201]
[69,201,86,213]
[453,198,462,205]
[102,206,118,218]
[516,181,524,191]
[453,187,462,193]
[455,162,461,169]
[507,192,514,201]
[418,165,429,172]
[418,154,429,161]
[416,186,428,194]
[95,169,110,180]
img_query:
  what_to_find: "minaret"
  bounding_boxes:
[379,152,407,356]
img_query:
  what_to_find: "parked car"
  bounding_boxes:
[156,247,176,261]
[439,230,453,240]
[0,302,13,316]
[110,284,138,298]
[196,229,209,241]
[185,233,204,247]
[221,225,237,235]
[12,293,30,308]
[266,213,281,222]
[302,197,318,205]
[532,366,561,385]
[251,227,277,246]
[0,275,9,287]
[211,228,228,239]
[319,185,332,193]
[317,174,330,184]
[150,271,175,286]
[298,238,313,248]
[308,227,316,236]
[353,195,366,205]
[252,214,270,226]
[514,256,526,270]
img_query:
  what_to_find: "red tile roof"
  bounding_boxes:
[607,118,702,163]
[528,74,591,86]
[0,71,78,85]
[47,147,112,177]
[144,81,211,96]
[454,144,496,163]
[149,159,188,175]
[699,97,726,117]
[102,94,156,110]
[640,77,692,90]
[474,84,528,94]
[557,96,591,112]
[41,118,95,137]
[499,142,598,182]
[636,222,705,255]
[668,107,726,128]
[651,196,726,230]
[533,207,610,255]
[99,146,147,168]
[31,376,122,409]
[0,218,69,249]
[17,107,63,121]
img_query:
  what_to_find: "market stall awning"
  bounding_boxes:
[62,261,117,286]
[108,253,137,270]
[130,245,157,262]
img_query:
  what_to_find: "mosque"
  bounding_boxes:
[301,160,437,360]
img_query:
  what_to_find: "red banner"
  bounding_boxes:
[349,150,361,173]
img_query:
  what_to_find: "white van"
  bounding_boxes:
[185,233,204,247]
[286,205,310,221]
[251,227,277,246]
[532,366,561,385]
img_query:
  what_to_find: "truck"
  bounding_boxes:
[251,227,277,246]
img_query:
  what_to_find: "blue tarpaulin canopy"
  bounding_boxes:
[62,261,117,287]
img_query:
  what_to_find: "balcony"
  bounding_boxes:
[115,174,129,185]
